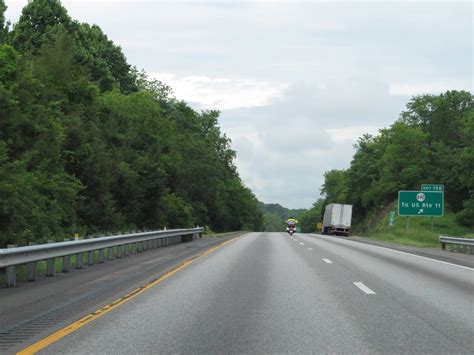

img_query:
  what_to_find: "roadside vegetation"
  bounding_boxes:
[299,91,473,244]
[0,0,263,247]
[360,211,474,248]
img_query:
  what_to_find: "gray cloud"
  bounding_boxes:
[219,79,406,208]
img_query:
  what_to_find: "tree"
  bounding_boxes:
[401,91,473,215]
[11,0,137,93]
[0,0,7,44]
[75,24,137,93]
[320,169,348,203]
[0,1,264,246]
[310,91,473,230]
[263,212,283,232]
[11,0,75,53]
[299,199,324,233]
[374,122,430,206]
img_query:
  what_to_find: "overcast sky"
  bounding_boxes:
[6,1,473,208]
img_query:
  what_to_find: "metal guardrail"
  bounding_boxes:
[0,228,203,288]
[439,235,474,253]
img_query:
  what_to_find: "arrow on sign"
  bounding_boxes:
[418,209,424,214]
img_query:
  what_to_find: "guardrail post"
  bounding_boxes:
[441,242,446,250]
[6,244,17,287]
[88,250,94,266]
[46,240,56,276]
[116,245,123,258]
[63,239,71,272]
[99,249,105,263]
[62,255,70,273]
[27,242,38,281]
[108,247,114,260]
[123,244,129,256]
[138,242,143,253]
[76,252,84,269]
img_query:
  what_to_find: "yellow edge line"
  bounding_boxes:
[17,234,244,355]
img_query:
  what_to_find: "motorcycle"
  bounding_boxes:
[286,225,295,236]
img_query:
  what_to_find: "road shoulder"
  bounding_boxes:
[0,232,244,354]
[310,234,474,269]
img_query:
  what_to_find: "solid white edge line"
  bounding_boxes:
[353,282,376,294]
[310,234,474,271]
[323,258,333,264]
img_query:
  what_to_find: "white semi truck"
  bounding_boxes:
[322,203,352,236]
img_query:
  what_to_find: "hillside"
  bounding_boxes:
[0,0,263,247]
[359,204,474,247]
[299,91,474,243]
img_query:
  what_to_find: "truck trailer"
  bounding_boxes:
[322,204,352,236]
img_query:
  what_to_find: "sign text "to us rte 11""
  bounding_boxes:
[398,191,444,217]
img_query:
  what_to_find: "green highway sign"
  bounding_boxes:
[398,191,444,217]
[421,184,444,192]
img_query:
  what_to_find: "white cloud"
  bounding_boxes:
[150,73,287,110]
[326,126,380,143]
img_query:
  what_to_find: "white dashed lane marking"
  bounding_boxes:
[307,248,313,251]
[299,242,304,245]
[353,282,376,295]
[323,259,333,264]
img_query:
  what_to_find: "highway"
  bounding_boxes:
[28,232,473,354]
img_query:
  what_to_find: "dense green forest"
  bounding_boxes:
[258,202,306,232]
[299,91,474,233]
[0,0,263,247]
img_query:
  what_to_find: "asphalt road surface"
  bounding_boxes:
[39,233,473,354]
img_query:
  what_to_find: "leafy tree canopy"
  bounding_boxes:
[0,1,263,246]
[312,91,474,229]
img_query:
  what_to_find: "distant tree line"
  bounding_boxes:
[299,91,474,232]
[258,202,307,232]
[0,0,263,247]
